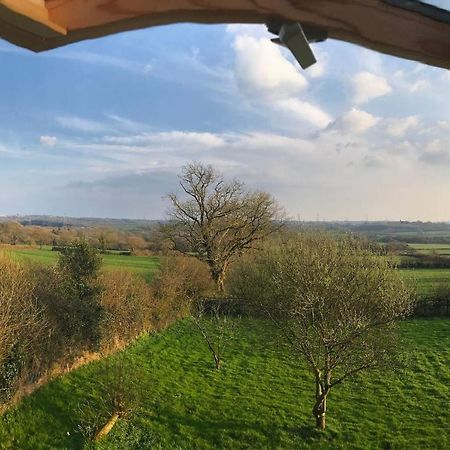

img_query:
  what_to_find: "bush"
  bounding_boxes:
[57,240,104,350]
[0,254,47,401]
[100,271,155,350]
[152,256,215,327]
[0,249,216,409]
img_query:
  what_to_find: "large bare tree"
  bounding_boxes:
[165,162,281,292]
[230,232,413,431]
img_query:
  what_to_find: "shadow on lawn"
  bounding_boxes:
[151,406,334,448]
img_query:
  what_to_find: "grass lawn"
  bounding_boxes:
[400,268,450,296]
[0,318,448,449]
[1,246,160,282]
[407,243,450,256]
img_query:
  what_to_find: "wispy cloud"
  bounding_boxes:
[352,72,392,104]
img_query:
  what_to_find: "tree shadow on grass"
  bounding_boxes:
[150,406,336,448]
[291,424,338,443]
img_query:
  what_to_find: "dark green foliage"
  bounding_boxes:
[0,344,26,403]
[57,240,103,349]
[58,239,102,283]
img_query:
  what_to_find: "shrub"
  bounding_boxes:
[152,256,215,328]
[56,240,104,350]
[0,254,47,401]
[99,271,155,350]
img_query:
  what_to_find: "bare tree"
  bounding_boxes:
[192,299,239,370]
[165,162,282,292]
[230,232,413,431]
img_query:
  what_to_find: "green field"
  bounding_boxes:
[407,243,450,256]
[400,268,450,296]
[6,245,450,297]
[0,318,448,449]
[1,246,160,281]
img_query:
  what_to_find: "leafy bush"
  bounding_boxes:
[56,240,104,349]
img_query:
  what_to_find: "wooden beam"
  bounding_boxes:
[0,0,66,37]
[0,0,449,70]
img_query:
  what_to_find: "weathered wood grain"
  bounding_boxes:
[0,0,448,69]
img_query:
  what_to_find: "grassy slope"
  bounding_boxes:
[2,246,159,281]
[0,319,448,449]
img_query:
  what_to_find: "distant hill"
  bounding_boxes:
[287,220,450,243]
[0,215,161,231]
[2,216,450,243]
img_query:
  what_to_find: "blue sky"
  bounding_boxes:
[0,22,449,220]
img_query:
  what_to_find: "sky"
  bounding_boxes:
[0,20,449,221]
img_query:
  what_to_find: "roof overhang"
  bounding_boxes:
[0,0,449,69]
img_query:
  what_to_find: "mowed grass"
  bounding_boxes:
[407,243,450,256]
[400,268,450,296]
[2,246,160,281]
[0,318,448,449]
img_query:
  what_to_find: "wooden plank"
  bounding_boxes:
[1,0,449,70]
[0,0,66,37]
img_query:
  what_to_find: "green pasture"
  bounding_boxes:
[4,244,450,296]
[407,243,450,256]
[0,318,448,449]
[2,246,160,281]
[400,268,450,296]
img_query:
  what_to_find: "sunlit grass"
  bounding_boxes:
[2,245,160,282]
[0,318,448,449]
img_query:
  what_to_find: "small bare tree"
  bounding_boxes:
[165,162,282,292]
[192,299,239,370]
[230,233,413,431]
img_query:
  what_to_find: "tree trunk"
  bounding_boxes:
[95,413,120,441]
[217,272,225,293]
[313,395,327,430]
[313,378,328,431]
[210,267,225,293]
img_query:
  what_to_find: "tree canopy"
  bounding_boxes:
[230,232,413,430]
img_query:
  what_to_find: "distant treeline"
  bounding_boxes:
[399,255,450,269]
[0,221,167,254]
[287,220,450,244]
[1,215,159,231]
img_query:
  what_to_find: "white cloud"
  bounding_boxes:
[328,108,379,134]
[437,121,450,131]
[386,116,419,137]
[233,35,308,99]
[56,116,110,133]
[352,72,392,104]
[45,50,153,76]
[276,98,332,128]
[409,79,430,92]
[229,31,330,130]
[39,135,57,147]
[103,131,225,149]
[306,56,326,79]
[0,144,12,154]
